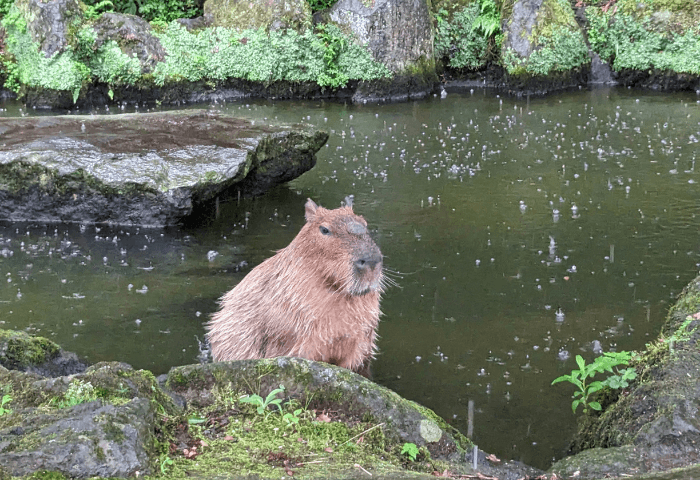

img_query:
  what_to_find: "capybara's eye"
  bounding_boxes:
[319,226,331,235]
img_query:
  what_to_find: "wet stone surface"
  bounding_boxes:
[0,110,328,226]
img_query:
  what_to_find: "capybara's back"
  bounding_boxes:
[206,198,384,374]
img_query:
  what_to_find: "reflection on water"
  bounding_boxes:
[1,87,699,469]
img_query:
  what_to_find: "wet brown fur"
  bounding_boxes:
[206,199,384,374]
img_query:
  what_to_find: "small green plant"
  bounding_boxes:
[239,385,285,417]
[160,455,174,474]
[552,352,637,414]
[187,414,206,425]
[0,392,12,416]
[666,314,699,353]
[53,379,99,408]
[401,442,419,461]
[282,406,303,428]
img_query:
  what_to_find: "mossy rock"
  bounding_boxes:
[0,329,61,371]
[166,356,470,456]
[203,0,313,32]
[551,274,700,478]
[501,0,590,77]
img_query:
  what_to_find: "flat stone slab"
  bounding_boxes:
[0,110,328,226]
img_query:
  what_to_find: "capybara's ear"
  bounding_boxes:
[305,198,319,222]
[344,195,354,209]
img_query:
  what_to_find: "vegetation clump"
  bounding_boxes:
[586,1,700,74]
[152,22,391,89]
[434,0,503,70]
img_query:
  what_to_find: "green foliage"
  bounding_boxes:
[666,314,699,354]
[82,0,203,22]
[586,8,700,74]
[239,384,285,416]
[152,22,390,89]
[401,442,419,461]
[315,23,348,88]
[306,0,338,13]
[552,352,637,414]
[525,25,589,75]
[84,0,115,20]
[160,455,174,474]
[0,392,12,416]
[52,379,99,408]
[434,4,489,70]
[0,0,14,19]
[473,0,501,38]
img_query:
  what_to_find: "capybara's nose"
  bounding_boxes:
[355,252,382,271]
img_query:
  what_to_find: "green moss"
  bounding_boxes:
[0,161,159,198]
[152,22,391,89]
[0,329,60,370]
[586,4,700,74]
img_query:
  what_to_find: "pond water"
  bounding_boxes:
[1,87,699,469]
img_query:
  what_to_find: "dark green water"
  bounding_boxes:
[1,87,699,469]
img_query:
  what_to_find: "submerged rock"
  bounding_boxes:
[0,111,328,226]
[550,275,700,478]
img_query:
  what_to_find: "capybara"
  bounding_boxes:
[206,198,384,375]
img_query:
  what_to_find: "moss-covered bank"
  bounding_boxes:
[0,329,542,479]
[549,274,700,479]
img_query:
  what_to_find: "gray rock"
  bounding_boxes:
[0,111,328,226]
[327,0,433,74]
[165,356,543,479]
[204,0,312,32]
[176,13,215,32]
[22,0,83,58]
[92,13,167,74]
[504,0,545,60]
[0,398,156,478]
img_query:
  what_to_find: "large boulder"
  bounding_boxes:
[203,0,312,32]
[323,0,436,101]
[550,275,700,478]
[500,0,589,92]
[0,111,328,226]
[0,360,180,478]
[327,0,433,75]
[91,13,167,74]
[20,0,84,57]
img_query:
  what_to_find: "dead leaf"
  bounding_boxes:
[432,469,450,477]
[356,435,364,444]
[317,412,332,423]
[324,447,333,453]
[224,435,235,441]
[486,453,501,464]
[200,440,209,448]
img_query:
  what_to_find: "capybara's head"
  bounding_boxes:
[294,198,383,297]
